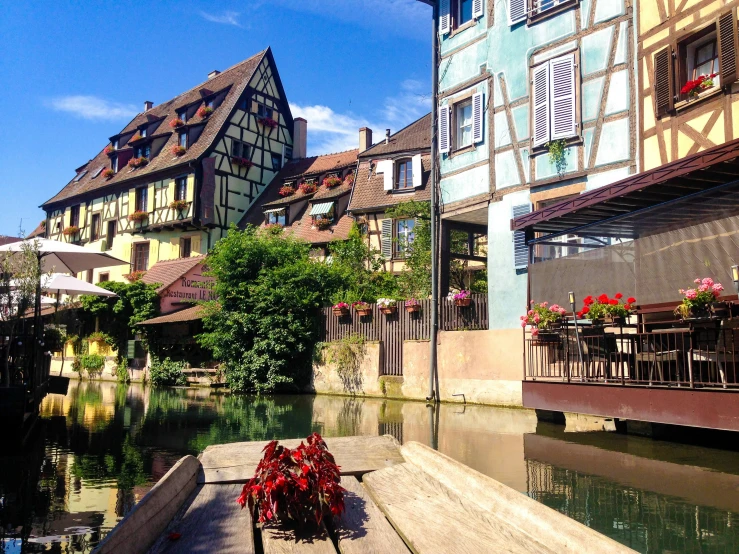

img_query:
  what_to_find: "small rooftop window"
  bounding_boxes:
[91,166,104,179]
[74,170,88,182]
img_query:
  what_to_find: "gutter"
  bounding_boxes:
[428,0,440,404]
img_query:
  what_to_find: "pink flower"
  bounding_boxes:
[532,329,539,336]
[541,301,549,307]
[520,315,527,320]
[713,289,721,298]
[699,284,709,293]
[702,277,714,287]
[521,320,527,328]
[685,289,698,300]
[528,310,534,316]
[533,314,541,323]
[694,279,702,284]
[713,283,724,293]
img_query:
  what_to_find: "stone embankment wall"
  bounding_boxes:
[311,329,524,407]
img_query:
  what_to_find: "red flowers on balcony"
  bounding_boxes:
[104,145,115,155]
[298,181,317,194]
[169,118,185,129]
[257,117,278,128]
[130,133,143,142]
[232,156,254,169]
[62,226,80,237]
[128,157,149,169]
[128,210,148,223]
[169,200,189,211]
[102,169,115,180]
[322,176,342,189]
[197,106,213,119]
[279,185,296,197]
[170,145,186,157]
[681,73,718,98]
[124,270,146,282]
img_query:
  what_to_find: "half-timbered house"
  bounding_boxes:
[41,48,298,283]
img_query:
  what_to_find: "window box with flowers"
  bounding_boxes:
[577,293,636,326]
[62,226,80,238]
[170,145,186,157]
[169,118,185,129]
[279,185,295,197]
[451,290,471,307]
[353,301,372,317]
[332,302,350,317]
[130,133,144,143]
[299,181,317,194]
[675,277,725,320]
[169,200,189,212]
[124,270,146,282]
[197,106,213,119]
[257,117,278,128]
[315,218,332,230]
[323,176,342,189]
[681,73,718,101]
[102,169,115,180]
[521,301,567,342]
[343,172,355,187]
[405,298,422,313]
[377,298,397,315]
[232,156,254,169]
[128,156,149,169]
[128,210,148,223]
[104,145,115,155]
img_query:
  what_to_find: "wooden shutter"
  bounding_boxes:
[167,180,175,205]
[412,154,422,188]
[512,204,532,269]
[439,105,451,154]
[186,176,194,202]
[191,235,201,255]
[472,92,484,143]
[149,239,159,268]
[531,63,550,147]
[147,184,155,212]
[121,242,132,267]
[64,208,71,227]
[376,160,394,190]
[509,0,526,25]
[381,218,393,259]
[170,237,180,259]
[472,0,484,19]
[549,54,577,140]
[127,189,136,214]
[718,9,739,87]
[653,46,674,118]
[440,0,451,35]
[79,203,87,229]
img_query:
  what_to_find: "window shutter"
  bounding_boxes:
[440,0,451,35]
[128,189,136,216]
[149,239,159,268]
[411,154,422,188]
[439,105,451,154]
[186,177,194,202]
[472,92,484,143]
[377,160,394,190]
[121,242,132,267]
[78,203,87,230]
[549,54,577,140]
[718,9,739,87]
[191,235,201,255]
[512,204,531,270]
[147,184,155,213]
[472,0,484,19]
[653,46,674,118]
[167,181,175,205]
[170,237,180,259]
[126,340,136,359]
[531,63,550,147]
[508,0,527,25]
[381,218,393,259]
[64,208,71,227]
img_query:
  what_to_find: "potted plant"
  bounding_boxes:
[681,73,718,99]
[197,106,213,119]
[257,116,278,128]
[279,184,295,197]
[299,181,317,194]
[130,133,143,142]
[451,290,471,307]
[232,156,253,169]
[315,218,332,230]
[343,173,355,186]
[521,301,567,342]
[128,210,148,223]
[169,117,185,129]
[323,176,342,188]
[170,145,186,157]
[405,298,422,313]
[675,278,725,320]
[237,433,345,529]
[102,168,115,180]
[128,156,149,169]
[169,199,189,211]
[332,302,349,317]
[377,298,397,315]
[103,145,115,155]
[578,293,636,325]
[124,270,146,282]
[352,301,372,317]
[62,226,80,237]
[546,139,568,179]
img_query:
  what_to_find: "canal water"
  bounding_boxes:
[2,382,739,553]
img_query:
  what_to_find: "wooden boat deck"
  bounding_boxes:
[93,435,635,554]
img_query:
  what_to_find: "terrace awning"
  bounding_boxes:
[512,138,739,241]
[263,207,285,214]
[310,202,334,216]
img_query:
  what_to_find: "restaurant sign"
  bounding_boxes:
[160,263,217,314]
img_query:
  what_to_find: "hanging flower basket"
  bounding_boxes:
[232,156,253,169]
[299,181,317,194]
[128,156,149,169]
[128,210,148,223]
[315,218,332,230]
[377,298,397,315]
[62,226,79,237]
[279,185,295,197]
[257,117,278,128]
[352,301,372,317]
[104,145,115,155]
[102,169,115,180]
[169,200,189,211]
[452,290,471,307]
[124,270,146,282]
[197,106,213,119]
[332,302,349,317]
[170,145,186,157]
[169,118,185,129]
[405,298,422,313]
[323,176,342,189]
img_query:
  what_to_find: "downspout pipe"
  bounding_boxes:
[427,0,440,403]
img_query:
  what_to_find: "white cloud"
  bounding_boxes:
[199,10,242,27]
[291,79,431,155]
[46,95,138,121]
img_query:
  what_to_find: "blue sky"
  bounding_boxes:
[0,0,432,237]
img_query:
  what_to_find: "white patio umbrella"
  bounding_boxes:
[41,273,118,298]
[0,238,127,274]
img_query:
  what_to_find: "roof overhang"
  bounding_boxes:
[512,138,739,241]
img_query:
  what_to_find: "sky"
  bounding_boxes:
[0,0,432,237]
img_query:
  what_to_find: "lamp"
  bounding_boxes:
[568,291,584,374]
[732,265,739,294]
[568,291,576,308]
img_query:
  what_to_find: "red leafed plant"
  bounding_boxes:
[298,181,317,194]
[681,73,718,97]
[102,168,115,179]
[170,145,186,157]
[232,156,254,169]
[322,176,342,188]
[258,117,278,128]
[197,106,213,119]
[104,145,115,155]
[169,118,185,129]
[236,433,345,529]
[279,185,296,197]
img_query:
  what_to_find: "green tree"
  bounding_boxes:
[385,200,432,299]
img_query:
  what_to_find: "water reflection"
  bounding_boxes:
[0,381,738,553]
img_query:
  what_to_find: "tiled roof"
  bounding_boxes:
[360,113,431,158]
[280,198,354,245]
[42,50,268,207]
[27,221,46,239]
[142,255,205,292]
[278,149,358,180]
[138,305,204,325]
[349,155,432,213]
[0,236,22,246]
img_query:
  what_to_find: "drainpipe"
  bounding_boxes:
[427,0,440,404]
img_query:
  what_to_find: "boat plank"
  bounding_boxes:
[335,476,409,554]
[148,484,254,554]
[261,523,336,554]
[199,435,403,484]
[363,463,555,554]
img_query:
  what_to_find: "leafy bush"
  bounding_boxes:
[78,354,106,378]
[149,356,187,387]
[325,334,366,393]
[116,358,130,383]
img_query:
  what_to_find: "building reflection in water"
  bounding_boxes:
[0,381,738,553]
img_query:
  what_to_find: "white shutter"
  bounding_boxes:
[532,63,550,147]
[471,92,484,144]
[381,218,393,259]
[376,160,394,191]
[411,154,422,188]
[512,204,532,270]
[439,0,451,35]
[472,0,484,19]
[549,53,577,140]
[508,0,527,25]
[438,105,450,154]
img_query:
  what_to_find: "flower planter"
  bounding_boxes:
[379,306,397,315]
[605,315,626,326]
[102,169,115,180]
[356,308,372,317]
[712,301,730,318]
[332,307,349,317]
[257,117,278,128]
[197,106,213,119]
[455,298,471,307]
[170,145,186,157]
[531,332,561,344]
[169,118,185,129]
[128,211,148,223]
[315,219,332,230]
[279,185,295,197]
[405,304,421,313]
[232,156,253,169]
[322,177,342,189]
[169,200,189,211]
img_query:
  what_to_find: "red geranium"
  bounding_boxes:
[597,293,609,304]
[627,297,636,304]
[680,73,718,96]
[608,298,618,305]
[583,295,594,305]
[237,433,345,529]
[614,293,623,299]
[197,106,213,119]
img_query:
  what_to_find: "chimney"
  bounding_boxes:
[359,127,373,153]
[293,118,307,159]
[385,129,391,144]
[208,70,220,79]
[144,100,153,112]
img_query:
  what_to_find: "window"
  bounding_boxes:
[135,187,148,213]
[91,166,104,179]
[98,273,109,283]
[139,127,147,138]
[439,0,483,34]
[455,100,473,149]
[111,156,118,173]
[271,152,282,170]
[512,204,532,269]
[106,220,116,249]
[133,242,150,272]
[458,0,474,26]
[439,93,484,154]
[179,133,188,148]
[654,11,738,117]
[134,144,151,159]
[74,170,87,182]
[180,237,192,258]
[112,139,119,150]
[91,213,101,241]
[256,103,273,118]
[231,139,250,159]
[508,0,578,26]
[70,205,80,228]
[178,109,188,122]
[265,208,286,226]
[395,159,414,190]
[206,99,214,109]
[395,219,416,257]
[531,52,578,148]
[284,146,293,163]
[175,177,187,201]
[86,270,93,284]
